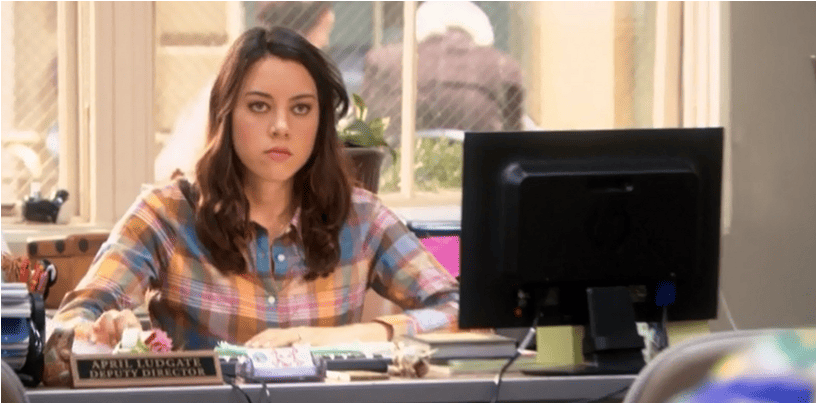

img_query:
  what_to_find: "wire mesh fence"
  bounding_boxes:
[1,2,60,205]
[152,1,527,196]
[2,1,656,208]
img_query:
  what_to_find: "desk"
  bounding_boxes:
[28,373,635,402]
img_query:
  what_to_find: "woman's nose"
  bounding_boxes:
[269,114,288,137]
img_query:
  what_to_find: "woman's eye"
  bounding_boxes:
[249,102,269,113]
[292,104,312,115]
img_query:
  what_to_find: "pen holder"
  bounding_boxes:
[22,189,69,223]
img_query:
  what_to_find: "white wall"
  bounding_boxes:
[714,1,815,330]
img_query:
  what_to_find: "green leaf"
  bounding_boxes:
[342,120,373,138]
[367,117,390,140]
[352,93,367,121]
[337,94,396,160]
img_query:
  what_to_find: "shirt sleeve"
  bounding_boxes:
[364,197,460,338]
[51,190,171,329]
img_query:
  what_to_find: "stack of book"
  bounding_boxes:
[400,331,549,375]
[401,331,518,361]
[1,283,32,370]
[428,354,542,375]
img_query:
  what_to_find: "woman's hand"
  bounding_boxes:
[245,322,390,348]
[43,309,140,386]
[86,309,142,347]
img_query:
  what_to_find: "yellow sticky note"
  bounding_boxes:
[535,326,584,366]
[667,320,711,346]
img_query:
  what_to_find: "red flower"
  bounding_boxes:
[144,329,173,353]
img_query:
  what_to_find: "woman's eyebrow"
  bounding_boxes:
[290,93,317,101]
[242,91,316,101]
[244,90,272,98]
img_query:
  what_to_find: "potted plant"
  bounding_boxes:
[337,94,394,194]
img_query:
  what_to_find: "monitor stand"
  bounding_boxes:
[523,286,646,376]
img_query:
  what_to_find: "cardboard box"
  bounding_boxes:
[26,232,108,309]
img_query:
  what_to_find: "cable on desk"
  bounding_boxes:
[719,289,739,331]
[225,377,252,403]
[646,305,669,355]
[491,315,538,403]
[261,380,270,403]
[578,385,631,403]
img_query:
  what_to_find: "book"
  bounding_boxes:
[325,370,389,382]
[400,332,517,360]
[427,351,540,375]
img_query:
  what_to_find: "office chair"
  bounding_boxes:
[623,329,791,402]
[1,360,29,403]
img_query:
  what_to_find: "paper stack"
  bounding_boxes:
[1,283,32,370]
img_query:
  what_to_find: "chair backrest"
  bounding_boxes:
[623,329,783,402]
[1,360,29,402]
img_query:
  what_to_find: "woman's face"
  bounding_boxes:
[231,55,320,189]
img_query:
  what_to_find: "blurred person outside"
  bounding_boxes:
[360,1,527,149]
[154,2,335,182]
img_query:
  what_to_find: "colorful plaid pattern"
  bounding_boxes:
[51,181,459,349]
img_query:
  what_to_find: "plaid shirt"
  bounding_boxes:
[52,181,459,349]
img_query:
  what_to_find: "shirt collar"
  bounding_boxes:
[284,206,303,245]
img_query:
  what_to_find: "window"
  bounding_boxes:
[152,1,678,211]
[1,1,722,227]
[1,2,60,208]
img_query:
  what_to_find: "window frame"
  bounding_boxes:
[5,1,727,231]
[63,1,155,226]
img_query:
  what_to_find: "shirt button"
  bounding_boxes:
[267,296,276,305]
[276,254,285,262]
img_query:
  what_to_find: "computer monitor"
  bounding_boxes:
[459,128,723,372]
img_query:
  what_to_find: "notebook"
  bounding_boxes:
[401,332,517,360]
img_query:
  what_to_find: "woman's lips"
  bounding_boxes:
[265,147,292,162]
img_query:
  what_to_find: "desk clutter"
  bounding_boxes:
[1,283,46,387]
[43,326,445,388]
[1,253,57,299]
[25,232,108,309]
[211,333,516,384]
[215,340,416,383]
[41,326,526,389]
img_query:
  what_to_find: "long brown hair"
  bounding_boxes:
[195,27,353,280]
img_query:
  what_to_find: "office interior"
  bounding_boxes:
[1,1,814,402]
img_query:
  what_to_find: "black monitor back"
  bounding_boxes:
[459,128,723,329]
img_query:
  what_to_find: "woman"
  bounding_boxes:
[45,27,458,381]
[155,1,337,181]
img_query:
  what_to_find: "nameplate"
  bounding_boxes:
[70,350,222,388]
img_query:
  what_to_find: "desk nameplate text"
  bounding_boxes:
[70,350,222,388]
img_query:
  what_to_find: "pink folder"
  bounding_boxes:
[420,236,460,278]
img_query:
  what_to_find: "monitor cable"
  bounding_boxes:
[645,288,739,359]
[719,289,739,331]
[579,385,632,403]
[225,376,252,403]
[491,316,539,403]
[646,305,669,356]
[261,380,271,402]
